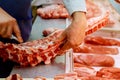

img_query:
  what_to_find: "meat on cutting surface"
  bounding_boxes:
[6,74,23,80]
[97,67,120,79]
[74,53,115,67]
[73,44,118,55]
[6,74,47,80]
[54,72,78,80]
[37,4,69,19]
[34,76,47,80]
[37,0,102,19]
[42,27,59,37]
[0,11,109,66]
[85,36,120,46]
[78,76,119,80]
[86,0,102,19]
[0,30,63,66]
[74,66,96,77]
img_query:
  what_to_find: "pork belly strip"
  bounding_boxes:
[74,66,96,77]
[37,4,69,19]
[54,72,78,80]
[54,72,119,80]
[85,36,120,46]
[74,53,114,67]
[73,44,118,55]
[78,76,120,80]
[97,67,120,79]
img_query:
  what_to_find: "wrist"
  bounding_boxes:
[72,11,86,21]
[72,11,87,28]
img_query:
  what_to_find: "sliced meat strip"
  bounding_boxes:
[42,27,59,37]
[97,67,120,79]
[78,76,119,80]
[74,66,96,77]
[85,36,120,46]
[54,72,78,80]
[73,44,118,55]
[37,4,69,19]
[74,53,115,67]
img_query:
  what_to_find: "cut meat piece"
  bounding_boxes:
[74,66,96,77]
[73,44,118,55]
[6,74,23,80]
[78,76,119,80]
[42,27,59,37]
[85,36,120,46]
[6,74,47,80]
[34,76,46,80]
[74,53,115,67]
[86,0,102,19]
[54,72,119,80]
[54,72,78,80]
[115,0,120,3]
[74,63,88,67]
[37,4,69,19]
[96,67,120,79]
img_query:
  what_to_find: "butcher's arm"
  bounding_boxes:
[59,0,87,50]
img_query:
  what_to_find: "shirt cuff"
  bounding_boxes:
[63,0,87,15]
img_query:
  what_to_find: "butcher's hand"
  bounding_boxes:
[58,12,87,52]
[0,8,23,43]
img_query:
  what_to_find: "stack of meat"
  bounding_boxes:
[54,67,120,80]
[55,35,120,80]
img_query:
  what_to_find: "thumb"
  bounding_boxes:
[55,30,66,42]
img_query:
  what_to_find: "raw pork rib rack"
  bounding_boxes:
[0,12,109,66]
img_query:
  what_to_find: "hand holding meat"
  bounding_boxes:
[57,12,87,51]
[0,8,23,43]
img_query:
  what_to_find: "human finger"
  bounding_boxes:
[5,25,12,38]
[61,41,72,51]
[0,26,7,36]
[55,30,66,42]
[13,22,23,43]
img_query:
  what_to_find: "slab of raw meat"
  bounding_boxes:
[74,53,115,67]
[97,67,120,79]
[37,4,69,19]
[85,36,120,46]
[73,44,118,55]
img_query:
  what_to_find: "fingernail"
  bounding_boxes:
[18,37,23,43]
